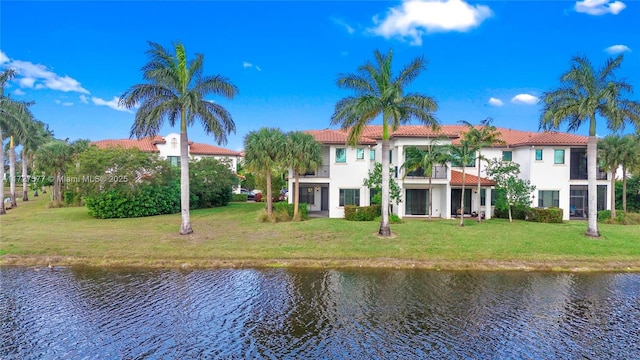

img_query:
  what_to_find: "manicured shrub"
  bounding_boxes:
[528,207,563,223]
[85,183,180,219]
[597,210,611,221]
[602,211,640,225]
[231,193,248,202]
[344,205,381,221]
[494,205,530,220]
[273,202,308,220]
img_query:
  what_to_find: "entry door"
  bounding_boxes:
[406,189,428,215]
[321,187,328,211]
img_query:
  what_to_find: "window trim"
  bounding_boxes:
[370,149,376,161]
[535,149,543,161]
[335,148,346,163]
[554,149,565,165]
[538,190,560,208]
[339,188,361,207]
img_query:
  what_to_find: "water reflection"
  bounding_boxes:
[1,268,639,359]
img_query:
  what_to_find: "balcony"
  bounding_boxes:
[301,165,330,178]
[570,149,607,180]
[405,165,447,179]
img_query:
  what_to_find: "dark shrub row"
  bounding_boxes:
[344,205,381,221]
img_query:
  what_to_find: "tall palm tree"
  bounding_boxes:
[331,49,439,236]
[34,140,72,203]
[540,55,640,237]
[448,140,478,226]
[598,135,623,218]
[619,135,640,212]
[401,141,449,221]
[244,128,287,219]
[120,41,238,235]
[285,131,322,220]
[460,118,505,222]
[22,121,53,200]
[0,69,33,212]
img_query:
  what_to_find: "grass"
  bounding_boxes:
[1,193,640,271]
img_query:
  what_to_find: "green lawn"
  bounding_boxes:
[2,194,640,271]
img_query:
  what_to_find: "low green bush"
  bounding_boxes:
[528,207,563,223]
[344,205,381,221]
[273,202,308,220]
[231,193,248,202]
[494,206,530,220]
[85,184,180,219]
[602,211,640,225]
[597,210,611,221]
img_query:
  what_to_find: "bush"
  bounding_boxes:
[231,193,248,202]
[601,211,640,225]
[273,202,309,220]
[494,205,530,220]
[63,190,82,206]
[344,205,381,221]
[85,183,180,219]
[528,207,563,223]
[597,210,611,221]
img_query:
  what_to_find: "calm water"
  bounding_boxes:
[1,267,639,359]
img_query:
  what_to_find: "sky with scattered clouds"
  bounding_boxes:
[1,0,638,150]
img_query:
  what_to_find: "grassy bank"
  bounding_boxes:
[1,194,640,271]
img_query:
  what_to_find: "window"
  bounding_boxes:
[171,138,178,149]
[554,149,565,164]
[336,148,346,163]
[535,149,543,161]
[167,156,180,167]
[538,190,559,208]
[339,189,360,206]
[389,149,393,164]
[451,152,476,167]
[357,148,365,160]
[370,149,376,160]
[480,189,496,206]
[502,151,513,162]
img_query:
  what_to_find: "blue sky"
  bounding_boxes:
[1,0,639,151]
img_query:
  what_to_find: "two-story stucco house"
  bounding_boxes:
[91,132,242,178]
[287,125,610,221]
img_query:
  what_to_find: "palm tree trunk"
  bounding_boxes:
[293,171,300,221]
[459,169,465,227]
[477,153,482,223]
[428,176,432,221]
[266,168,273,218]
[0,127,6,215]
[179,129,193,235]
[21,149,28,202]
[610,171,616,219]
[622,167,627,212]
[586,136,600,237]
[508,205,513,223]
[379,139,391,236]
[9,135,17,207]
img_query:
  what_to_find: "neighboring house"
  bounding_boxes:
[91,132,243,189]
[287,125,610,220]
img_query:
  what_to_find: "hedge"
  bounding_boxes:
[527,207,563,223]
[231,193,248,202]
[274,202,309,220]
[344,205,381,221]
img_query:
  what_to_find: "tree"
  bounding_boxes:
[486,159,536,223]
[34,140,72,203]
[598,135,623,218]
[619,135,640,212]
[21,120,52,201]
[331,49,439,236]
[364,162,402,213]
[244,128,286,219]
[540,55,640,237]
[401,142,449,220]
[460,118,505,222]
[448,140,479,226]
[119,41,238,235]
[190,157,237,209]
[0,69,33,213]
[284,131,322,220]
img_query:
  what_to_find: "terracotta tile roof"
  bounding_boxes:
[305,129,377,145]
[91,137,160,152]
[450,170,496,186]
[190,143,241,156]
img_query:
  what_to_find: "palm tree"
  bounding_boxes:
[448,140,478,226]
[34,140,72,203]
[460,118,505,222]
[331,49,439,236]
[540,55,640,237]
[619,135,640,212]
[119,41,238,235]
[244,128,287,219]
[401,141,449,221]
[598,135,623,219]
[0,69,33,212]
[285,131,322,220]
[22,121,53,200]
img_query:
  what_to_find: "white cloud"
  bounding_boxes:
[488,97,503,107]
[0,53,89,94]
[604,44,631,54]
[92,96,132,113]
[575,0,626,15]
[331,17,355,34]
[511,94,539,105]
[0,51,8,65]
[255,66,262,72]
[371,0,493,45]
[13,89,25,96]
[79,94,89,104]
[243,61,261,71]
